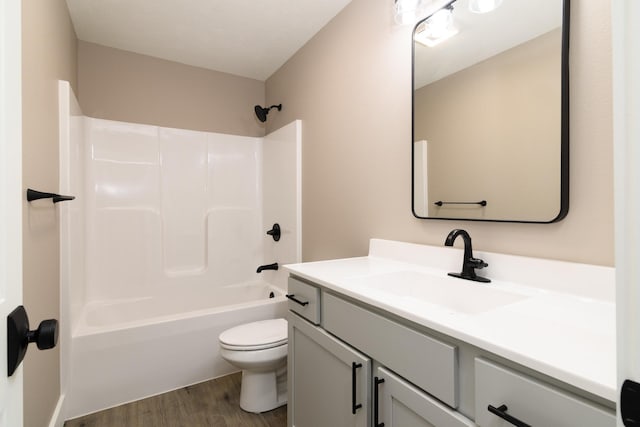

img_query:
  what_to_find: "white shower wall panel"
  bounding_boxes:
[208,136,262,209]
[159,128,208,274]
[89,120,161,208]
[90,209,161,300]
[86,119,162,301]
[207,135,264,287]
[262,120,302,289]
[62,104,86,328]
[84,118,263,302]
[59,81,86,398]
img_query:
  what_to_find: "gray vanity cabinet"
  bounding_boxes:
[375,366,475,427]
[287,276,468,427]
[287,275,615,427]
[287,313,371,427]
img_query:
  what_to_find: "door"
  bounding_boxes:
[374,366,474,427]
[288,313,370,427]
[613,2,640,427]
[0,0,24,425]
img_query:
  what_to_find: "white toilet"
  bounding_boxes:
[218,318,288,413]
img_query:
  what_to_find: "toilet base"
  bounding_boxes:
[239,365,287,413]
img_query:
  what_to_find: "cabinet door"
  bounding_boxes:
[288,313,370,427]
[375,367,475,427]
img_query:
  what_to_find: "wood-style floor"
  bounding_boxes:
[64,372,287,427]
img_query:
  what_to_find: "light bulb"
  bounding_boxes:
[413,6,458,47]
[394,0,422,25]
[426,8,453,39]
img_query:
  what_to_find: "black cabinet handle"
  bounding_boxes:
[285,294,309,306]
[27,188,75,203]
[351,362,363,414]
[374,377,385,427]
[488,404,531,427]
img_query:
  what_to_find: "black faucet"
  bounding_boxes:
[444,229,490,283]
[256,262,278,273]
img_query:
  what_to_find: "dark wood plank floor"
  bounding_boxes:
[64,372,287,427]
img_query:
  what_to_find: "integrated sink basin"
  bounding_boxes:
[343,270,528,315]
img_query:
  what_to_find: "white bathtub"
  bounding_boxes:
[65,281,288,419]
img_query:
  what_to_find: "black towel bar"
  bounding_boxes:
[434,200,487,207]
[26,188,75,203]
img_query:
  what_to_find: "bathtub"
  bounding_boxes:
[65,281,288,419]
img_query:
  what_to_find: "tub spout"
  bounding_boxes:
[257,262,278,273]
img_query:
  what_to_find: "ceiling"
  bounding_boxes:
[65,0,353,81]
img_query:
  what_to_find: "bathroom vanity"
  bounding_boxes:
[284,239,615,427]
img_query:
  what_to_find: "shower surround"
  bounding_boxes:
[58,82,301,419]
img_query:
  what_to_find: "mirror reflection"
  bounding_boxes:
[412,0,568,222]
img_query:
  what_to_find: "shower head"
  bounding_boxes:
[254,104,282,123]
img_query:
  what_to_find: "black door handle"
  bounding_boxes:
[7,305,58,376]
[622,379,640,426]
[374,376,385,427]
[351,362,363,414]
[488,404,531,427]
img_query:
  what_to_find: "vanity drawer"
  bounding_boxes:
[287,277,321,325]
[323,292,458,408]
[475,358,615,427]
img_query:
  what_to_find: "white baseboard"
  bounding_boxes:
[48,394,66,427]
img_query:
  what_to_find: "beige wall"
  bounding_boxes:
[21,1,77,426]
[266,0,614,266]
[77,41,266,137]
[414,30,561,220]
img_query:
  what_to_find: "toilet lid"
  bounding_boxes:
[219,318,288,351]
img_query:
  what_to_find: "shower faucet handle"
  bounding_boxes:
[266,223,281,241]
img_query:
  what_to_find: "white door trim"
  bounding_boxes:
[0,0,24,425]
[613,1,640,426]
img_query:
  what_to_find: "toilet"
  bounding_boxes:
[218,318,288,413]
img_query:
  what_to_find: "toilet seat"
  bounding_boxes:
[219,318,287,351]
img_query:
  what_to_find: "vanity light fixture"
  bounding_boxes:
[468,0,503,14]
[413,5,459,47]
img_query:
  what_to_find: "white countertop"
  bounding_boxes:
[284,239,616,402]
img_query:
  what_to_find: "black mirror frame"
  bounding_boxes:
[411,0,570,223]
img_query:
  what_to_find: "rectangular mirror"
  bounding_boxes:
[412,0,569,222]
